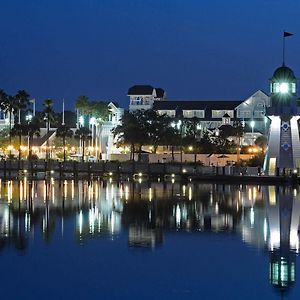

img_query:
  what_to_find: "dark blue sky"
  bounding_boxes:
[1,0,300,111]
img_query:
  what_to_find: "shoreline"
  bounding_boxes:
[0,159,297,185]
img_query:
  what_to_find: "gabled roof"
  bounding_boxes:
[153,100,242,111]
[155,88,165,98]
[223,113,231,118]
[128,85,154,95]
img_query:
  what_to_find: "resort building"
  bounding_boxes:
[128,85,166,112]
[128,85,271,135]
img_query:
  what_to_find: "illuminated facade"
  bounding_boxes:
[264,65,300,174]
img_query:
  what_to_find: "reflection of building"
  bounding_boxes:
[264,186,300,293]
[128,225,162,248]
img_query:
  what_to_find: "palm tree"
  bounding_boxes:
[11,124,27,162]
[41,99,55,160]
[75,95,89,115]
[74,127,91,162]
[24,118,40,160]
[0,92,18,146]
[15,90,30,124]
[56,125,74,162]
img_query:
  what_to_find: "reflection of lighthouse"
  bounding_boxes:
[264,186,300,293]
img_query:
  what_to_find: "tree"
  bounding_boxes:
[141,110,172,153]
[198,132,214,154]
[75,95,90,115]
[0,91,18,146]
[41,99,55,160]
[56,125,74,162]
[113,111,148,161]
[24,117,40,160]
[15,90,30,124]
[74,127,91,162]
[255,135,267,152]
[164,126,180,161]
[11,124,27,162]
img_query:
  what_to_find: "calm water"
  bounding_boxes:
[0,178,299,299]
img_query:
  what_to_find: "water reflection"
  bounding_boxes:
[0,179,299,295]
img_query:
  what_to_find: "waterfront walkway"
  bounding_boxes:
[0,160,297,184]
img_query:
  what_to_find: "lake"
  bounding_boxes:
[0,178,298,299]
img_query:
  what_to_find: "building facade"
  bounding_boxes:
[128,85,270,135]
[128,85,166,112]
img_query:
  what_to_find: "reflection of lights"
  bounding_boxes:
[7,181,12,203]
[188,186,192,201]
[182,185,186,196]
[270,231,280,250]
[71,180,75,200]
[263,218,267,242]
[125,185,129,201]
[63,180,67,198]
[149,188,152,201]
[171,178,175,184]
[215,202,219,214]
[290,229,299,252]
[20,181,23,201]
[176,205,181,227]
[79,210,83,235]
[250,207,254,227]
[120,185,123,199]
[25,211,30,232]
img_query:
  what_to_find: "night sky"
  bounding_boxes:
[1,0,300,111]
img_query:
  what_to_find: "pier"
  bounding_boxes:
[0,160,298,184]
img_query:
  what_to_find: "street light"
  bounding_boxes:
[89,117,96,153]
[26,114,33,122]
[79,116,84,127]
[250,120,255,145]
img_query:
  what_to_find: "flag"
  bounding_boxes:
[284,31,293,37]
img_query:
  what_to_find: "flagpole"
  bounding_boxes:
[283,30,285,65]
[62,99,65,125]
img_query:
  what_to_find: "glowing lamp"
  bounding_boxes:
[79,116,84,126]
[279,82,289,94]
[89,117,96,125]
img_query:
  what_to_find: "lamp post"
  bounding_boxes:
[177,120,183,163]
[89,117,96,153]
[250,120,255,146]
[26,114,33,158]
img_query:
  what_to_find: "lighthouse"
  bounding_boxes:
[263,64,300,175]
